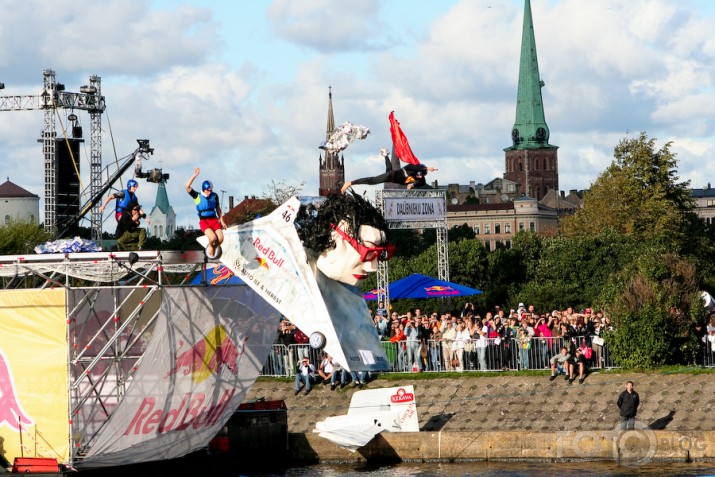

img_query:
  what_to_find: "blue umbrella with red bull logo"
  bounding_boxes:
[363,273,482,300]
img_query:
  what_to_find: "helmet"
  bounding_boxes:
[127,179,138,189]
[201,180,213,191]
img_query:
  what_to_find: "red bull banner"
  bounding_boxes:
[0,289,68,464]
[79,286,279,468]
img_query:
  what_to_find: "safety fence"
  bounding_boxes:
[260,335,621,377]
[703,338,715,367]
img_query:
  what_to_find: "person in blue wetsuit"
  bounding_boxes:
[185,167,226,258]
[99,179,147,222]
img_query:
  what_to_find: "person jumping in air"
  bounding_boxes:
[185,167,226,258]
[340,147,437,194]
[99,179,148,222]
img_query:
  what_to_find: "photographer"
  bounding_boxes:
[115,201,147,251]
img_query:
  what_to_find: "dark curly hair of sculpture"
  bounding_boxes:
[296,191,390,254]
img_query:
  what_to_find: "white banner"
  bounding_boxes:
[215,197,390,372]
[79,286,279,468]
[384,197,445,222]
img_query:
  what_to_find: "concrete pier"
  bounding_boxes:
[245,370,715,463]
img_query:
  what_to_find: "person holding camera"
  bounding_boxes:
[115,200,147,251]
[294,357,316,396]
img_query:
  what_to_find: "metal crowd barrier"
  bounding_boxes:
[259,335,620,377]
[704,338,715,367]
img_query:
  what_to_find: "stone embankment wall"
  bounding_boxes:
[246,371,715,463]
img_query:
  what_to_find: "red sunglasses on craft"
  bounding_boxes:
[330,224,395,262]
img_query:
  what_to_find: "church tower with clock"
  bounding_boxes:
[504,0,558,200]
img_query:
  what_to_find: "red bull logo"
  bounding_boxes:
[252,237,286,268]
[255,257,269,270]
[124,388,235,436]
[390,387,415,403]
[0,349,34,431]
[165,325,247,384]
[209,265,234,285]
[424,285,458,296]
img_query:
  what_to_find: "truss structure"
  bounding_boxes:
[1,69,106,239]
[374,189,448,310]
[0,250,239,465]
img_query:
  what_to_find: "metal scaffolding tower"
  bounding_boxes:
[374,188,448,311]
[0,69,106,238]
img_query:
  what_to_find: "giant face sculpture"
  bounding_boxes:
[316,219,394,286]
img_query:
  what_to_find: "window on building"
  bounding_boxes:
[529,221,535,232]
[519,222,525,231]
[4,215,9,225]
[484,224,491,235]
[505,240,511,248]
[505,223,511,234]
[159,225,164,238]
[494,223,501,234]
[484,240,491,252]
[707,199,715,207]
[473,225,480,235]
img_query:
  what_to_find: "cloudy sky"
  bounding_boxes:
[2,0,715,229]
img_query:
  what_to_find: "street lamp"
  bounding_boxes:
[220,190,227,211]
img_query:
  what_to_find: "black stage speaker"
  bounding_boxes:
[56,138,82,236]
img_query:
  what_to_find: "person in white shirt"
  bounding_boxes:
[294,357,316,396]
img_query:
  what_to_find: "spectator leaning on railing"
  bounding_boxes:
[441,318,457,371]
[452,322,471,372]
[475,316,489,371]
[430,323,442,371]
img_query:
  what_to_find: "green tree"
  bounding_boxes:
[600,251,703,368]
[561,132,695,250]
[0,219,52,254]
[517,231,637,311]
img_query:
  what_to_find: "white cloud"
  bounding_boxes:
[2,0,715,230]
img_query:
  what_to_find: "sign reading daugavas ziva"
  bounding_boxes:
[384,197,445,222]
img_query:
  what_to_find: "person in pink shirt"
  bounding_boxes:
[534,315,554,369]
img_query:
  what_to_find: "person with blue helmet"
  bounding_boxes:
[100,179,148,222]
[185,167,226,258]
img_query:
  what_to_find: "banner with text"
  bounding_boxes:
[384,197,445,222]
[79,286,279,468]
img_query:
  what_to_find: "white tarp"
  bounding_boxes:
[78,286,280,468]
[314,385,419,451]
[214,197,390,372]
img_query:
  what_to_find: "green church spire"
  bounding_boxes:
[507,0,554,150]
[153,181,172,214]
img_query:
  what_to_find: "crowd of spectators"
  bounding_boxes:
[367,302,613,378]
[270,300,715,396]
[269,301,617,393]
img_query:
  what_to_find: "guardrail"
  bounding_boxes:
[260,335,620,377]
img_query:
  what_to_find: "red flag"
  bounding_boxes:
[389,111,420,165]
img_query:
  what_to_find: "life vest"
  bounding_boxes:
[115,189,137,214]
[196,191,218,218]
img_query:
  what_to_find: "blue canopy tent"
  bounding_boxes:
[364,273,483,300]
[189,263,245,285]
